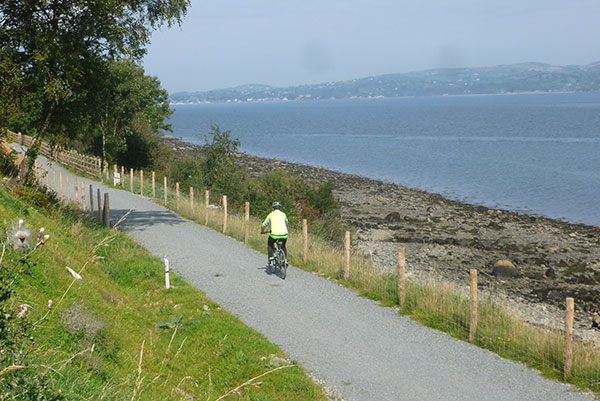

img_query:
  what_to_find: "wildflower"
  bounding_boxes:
[15,229,28,244]
[16,304,31,318]
[11,219,30,249]
[65,266,82,280]
[47,299,53,310]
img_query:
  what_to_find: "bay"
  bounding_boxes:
[169,93,600,226]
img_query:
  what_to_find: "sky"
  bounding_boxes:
[142,0,600,93]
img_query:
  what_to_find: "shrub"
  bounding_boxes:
[0,148,18,178]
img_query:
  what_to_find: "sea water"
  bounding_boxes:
[169,93,600,225]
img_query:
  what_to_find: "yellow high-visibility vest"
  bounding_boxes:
[262,210,288,238]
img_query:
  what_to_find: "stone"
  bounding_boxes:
[547,289,567,302]
[384,212,402,223]
[491,260,519,278]
[544,267,556,278]
[592,313,600,329]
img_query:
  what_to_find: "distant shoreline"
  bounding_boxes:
[169,90,587,106]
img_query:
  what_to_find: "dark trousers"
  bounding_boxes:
[268,236,287,262]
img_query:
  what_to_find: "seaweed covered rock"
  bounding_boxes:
[492,260,519,278]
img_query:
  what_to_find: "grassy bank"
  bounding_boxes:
[0,184,326,400]
[108,169,600,396]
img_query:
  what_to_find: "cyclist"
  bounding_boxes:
[261,201,289,270]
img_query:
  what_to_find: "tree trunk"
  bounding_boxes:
[15,105,53,186]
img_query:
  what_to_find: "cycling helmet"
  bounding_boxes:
[272,201,282,209]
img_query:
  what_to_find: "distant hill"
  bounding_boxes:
[169,62,600,104]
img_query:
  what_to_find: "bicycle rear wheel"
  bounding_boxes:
[280,260,287,279]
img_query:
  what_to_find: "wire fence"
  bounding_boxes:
[105,164,600,395]
[15,140,600,396]
[7,131,103,178]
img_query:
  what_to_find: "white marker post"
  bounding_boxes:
[164,257,170,289]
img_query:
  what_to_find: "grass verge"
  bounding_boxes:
[0,184,326,400]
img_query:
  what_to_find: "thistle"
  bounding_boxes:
[16,303,31,318]
[11,218,30,249]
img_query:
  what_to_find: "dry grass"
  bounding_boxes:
[112,170,600,395]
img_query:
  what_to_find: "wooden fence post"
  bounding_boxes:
[121,166,125,187]
[53,170,56,192]
[303,219,308,263]
[204,190,209,225]
[130,168,133,192]
[176,182,180,210]
[89,184,94,216]
[564,297,574,381]
[140,170,144,196]
[469,269,478,342]
[222,195,228,233]
[244,202,249,245]
[152,171,156,199]
[81,181,85,211]
[344,231,350,279]
[163,176,168,205]
[97,189,101,222]
[190,187,194,216]
[74,177,79,204]
[59,171,63,200]
[45,167,49,188]
[103,193,110,228]
[66,175,70,201]
[398,248,406,306]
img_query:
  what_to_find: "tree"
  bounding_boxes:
[0,48,23,132]
[199,125,243,197]
[0,0,189,184]
[90,58,173,168]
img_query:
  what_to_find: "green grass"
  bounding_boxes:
[0,184,326,400]
[34,161,600,396]
[104,168,600,396]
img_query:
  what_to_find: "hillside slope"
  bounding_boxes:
[170,61,600,103]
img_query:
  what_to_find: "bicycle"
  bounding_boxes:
[267,239,288,279]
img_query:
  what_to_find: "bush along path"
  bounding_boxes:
[30,149,598,401]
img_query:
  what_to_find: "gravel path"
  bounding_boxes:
[28,149,597,401]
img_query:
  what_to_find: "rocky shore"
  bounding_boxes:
[164,136,600,340]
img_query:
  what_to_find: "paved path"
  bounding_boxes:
[29,149,597,401]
